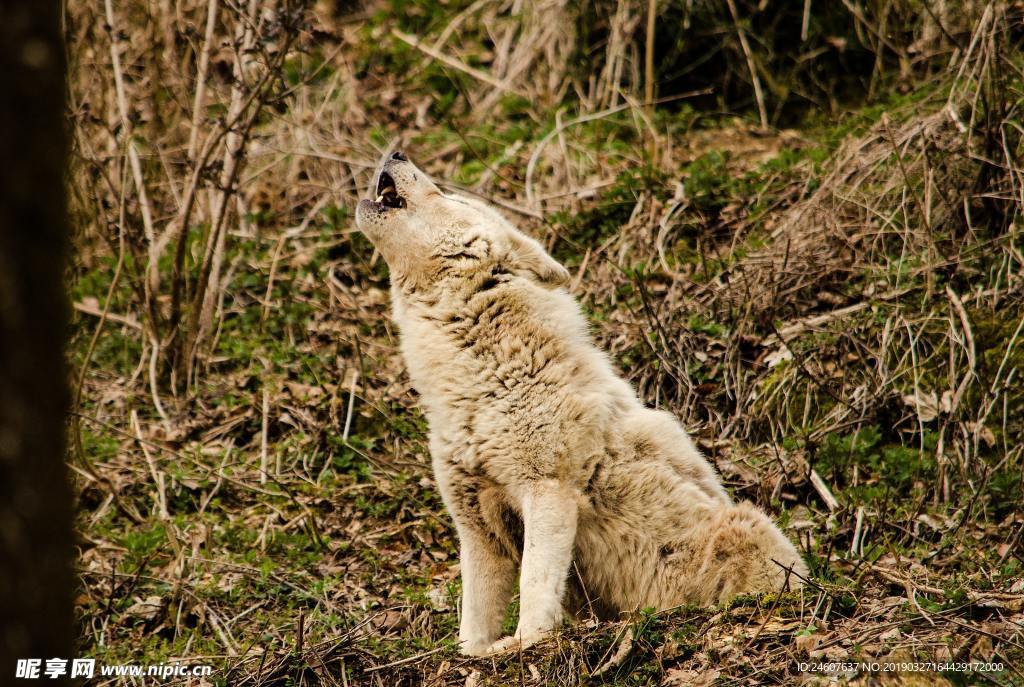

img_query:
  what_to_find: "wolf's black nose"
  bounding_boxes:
[391,150,408,161]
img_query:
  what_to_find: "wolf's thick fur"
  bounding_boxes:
[356,155,807,656]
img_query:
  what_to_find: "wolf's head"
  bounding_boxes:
[355,152,569,294]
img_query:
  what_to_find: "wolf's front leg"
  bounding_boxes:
[458,527,516,656]
[487,480,578,654]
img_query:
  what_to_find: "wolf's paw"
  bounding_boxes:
[458,638,493,657]
[485,631,546,655]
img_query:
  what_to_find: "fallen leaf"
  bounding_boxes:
[764,345,793,368]
[794,633,819,654]
[372,609,408,632]
[125,595,163,622]
[427,586,453,611]
[663,668,720,686]
[878,627,901,642]
[903,390,939,421]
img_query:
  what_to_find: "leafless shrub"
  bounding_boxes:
[69,0,307,406]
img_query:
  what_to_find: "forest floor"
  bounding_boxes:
[66,2,1024,685]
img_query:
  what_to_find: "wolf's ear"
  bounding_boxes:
[505,231,570,287]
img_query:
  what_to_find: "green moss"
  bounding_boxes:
[814,425,940,504]
[120,522,170,568]
[682,150,733,214]
[805,81,949,151]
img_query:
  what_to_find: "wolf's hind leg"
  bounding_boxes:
[696,502,807,604]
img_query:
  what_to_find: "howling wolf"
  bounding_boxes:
[355,152,807,656]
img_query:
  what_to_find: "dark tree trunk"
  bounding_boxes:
[0,2,74,683]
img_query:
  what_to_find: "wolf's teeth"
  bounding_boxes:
[375,194,384,202]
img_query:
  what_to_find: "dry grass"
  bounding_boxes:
[65,1,1024,685]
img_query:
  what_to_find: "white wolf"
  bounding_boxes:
[355,152,807,656]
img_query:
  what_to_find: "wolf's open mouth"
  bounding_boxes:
[375,171,406,209]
